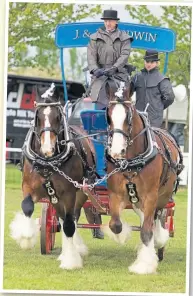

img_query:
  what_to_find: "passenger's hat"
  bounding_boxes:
[101,10,120,20]
[144,49,160,62]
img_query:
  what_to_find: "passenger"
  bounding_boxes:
[131,49,175,128]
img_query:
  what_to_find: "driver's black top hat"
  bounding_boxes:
[101,10,120,20]
[144,49,160,62]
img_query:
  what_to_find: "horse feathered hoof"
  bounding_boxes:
[128,260,158,274]
[154,219,169,249]
[75,243,88,257]
[101,222,131,244]
[19,236,37,250]
[58,250,83,270]
[73,229,88,256]
[9,212,38,249]
[58,236,83,269]
[59,255,83,270]
[128,242,158,274]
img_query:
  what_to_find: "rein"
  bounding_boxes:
[62,130,108,145]
[109,126,149,146]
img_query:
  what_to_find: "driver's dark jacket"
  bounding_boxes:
[87,26,131,103]
[131,67,175,127]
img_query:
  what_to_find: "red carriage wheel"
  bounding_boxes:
[165,208,175,238]
[40,203,57,254]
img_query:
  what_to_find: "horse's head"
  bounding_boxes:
[34,83,64,158]
[106,81,134,159]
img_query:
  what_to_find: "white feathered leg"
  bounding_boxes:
[154,216,169,248]
[73,224,88,256]
[101,221,132,244]
[129,236,158,274]
[57,219,83,269]
[9,212,38,249]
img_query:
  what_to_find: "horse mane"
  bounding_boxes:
[105,81,132,102]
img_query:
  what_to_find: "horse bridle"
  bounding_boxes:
[107,99,148,148]
[33,101,66,144]
[107,99,134,147]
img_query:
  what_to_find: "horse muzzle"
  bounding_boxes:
[110,148,126,160]
[40,145,56,158]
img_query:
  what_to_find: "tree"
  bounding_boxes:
[68,48,87,82]
[8,3,101,73]
[125,5,191,151]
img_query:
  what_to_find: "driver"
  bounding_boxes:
[87,9,132,109]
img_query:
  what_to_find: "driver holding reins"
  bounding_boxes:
[87,9,132,109]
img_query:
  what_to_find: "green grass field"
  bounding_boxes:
[3,165,189,293]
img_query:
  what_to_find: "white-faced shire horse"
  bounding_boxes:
[10,84,95,269]
[104,82,184,274]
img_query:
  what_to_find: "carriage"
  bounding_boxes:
[35,21,178,261]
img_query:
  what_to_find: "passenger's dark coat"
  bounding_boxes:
[132,67,175,127]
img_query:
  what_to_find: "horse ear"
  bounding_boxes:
[129,81,135,99]
[53,87,61,102]
[123,83,132,101]
[34,85,41,102]
[105,81,116,101]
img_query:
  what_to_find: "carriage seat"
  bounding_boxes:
[80,110,107,134]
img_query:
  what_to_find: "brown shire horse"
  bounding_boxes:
[103,81,184,274]
[9,83,95,269]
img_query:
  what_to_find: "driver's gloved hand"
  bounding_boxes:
[125,64,136,75]
[92,68,104,78]
[104,67,118,77]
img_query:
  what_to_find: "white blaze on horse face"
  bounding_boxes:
[41,106,53,156]
[110,104,127,158]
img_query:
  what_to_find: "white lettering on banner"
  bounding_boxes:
[73,29,80,40]
[72,29,158,43]
[7,109,35,118]
[7,109,17,117]
[149,33,157,42]
[27,110,35,118]
[7,92,18,108]
[83,30,90,38]
[7,83,24,109]
[17,110,27,117]
[134,31,145,41]
[13,119,32,128]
